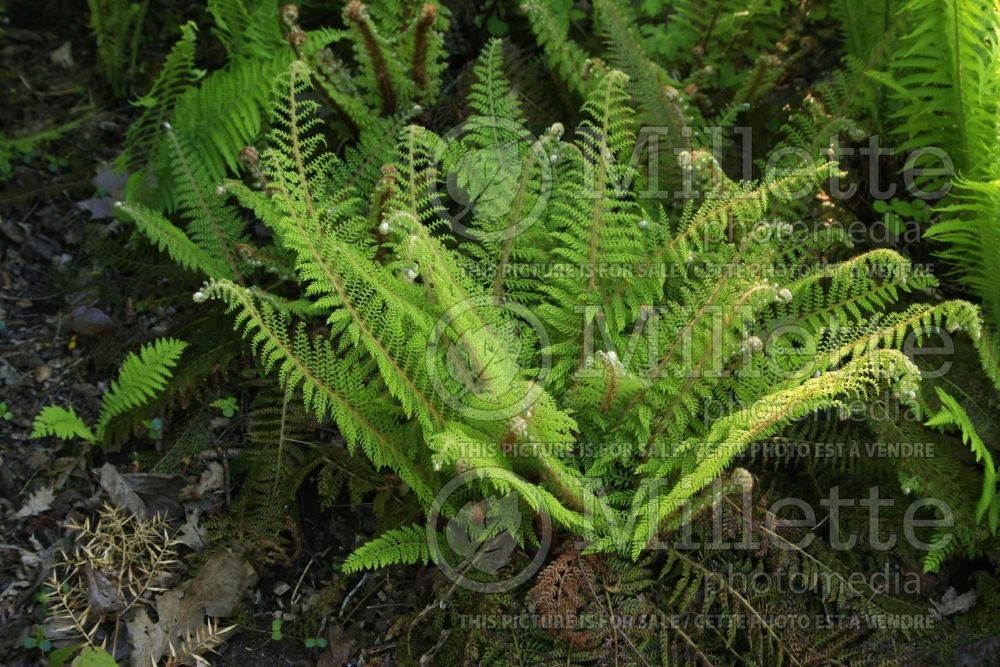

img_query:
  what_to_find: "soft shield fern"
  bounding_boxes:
[32,338,188,446]
[125,42,983,582]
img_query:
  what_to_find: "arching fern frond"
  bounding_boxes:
[925,387,999,531]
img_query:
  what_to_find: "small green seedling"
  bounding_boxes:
[23,625,51,653]
[0,402,14,421]
[304,637,328,649]
[142,417,163,439]
[211,396,238,418]
[270,618,283,641]
[46,154,69,174]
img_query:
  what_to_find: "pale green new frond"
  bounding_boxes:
[342,524,432,573]
[94,338,189,439]
[31,406,96,443]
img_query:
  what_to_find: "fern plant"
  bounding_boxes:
[120,0,449,214]
[872,0,1000,389]
[115,36,988,578]
[31,338,188,448]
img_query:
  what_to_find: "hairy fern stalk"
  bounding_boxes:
[117,38,983,574]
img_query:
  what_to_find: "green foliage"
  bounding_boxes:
[925,387,999,532]
[518,1,596,96]
[87,0,149,96]
[118,0,449,214]
[209,388,318,561]
[119,42,985,576]
[871,0,1000,390]
[58,1,1000,660]
[341,523,432,572]
[876,0,999,185]
[211,396,238,417]
[31,407,96,444]
[72,647,118,667]
[31,338,187,447]
[0,113,95,180]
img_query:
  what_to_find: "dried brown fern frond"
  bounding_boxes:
[527,549,607,650]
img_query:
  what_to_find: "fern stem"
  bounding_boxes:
[346,1,397,115]
[948,0,970,168]
[410,3,436,89]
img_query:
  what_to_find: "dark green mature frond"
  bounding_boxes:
[880,0,1000,185]
[342,524,432,573]
[212,389,317,557]
[207,0,286,60]
[87,0,149,96]
[518,1,596,96]
[926,387,999,531]
[120,21,199,173]
[592,0,699,194]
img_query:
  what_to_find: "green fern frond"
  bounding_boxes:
[207,0,286,61]
[342,523,432,573]
[925,387,999,530]
[880,0,1000,186]
[31,406,96,443]
[87,0,149,96]
[115,201,234,278]
[119,21,199,172]
[518,1,596,96]
[94,338,189,440]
